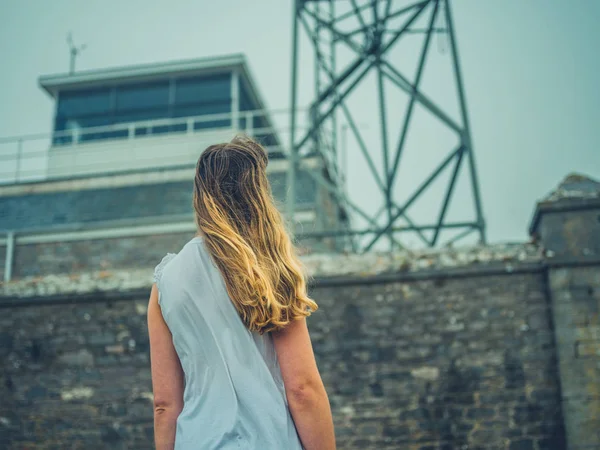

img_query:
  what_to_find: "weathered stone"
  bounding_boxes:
[2,242,545,299]
[24,386,48,401]
[2,266,567,448]
[105,344,125,355]
[574,325,600,340]
[134,302,148,315]
[509,439,534,450]
[410,367,440,381]
[57,349,94,367]
[87,333,115,346]
[532,178,600,450]
[575,341,600,357]
[61,387,94,401]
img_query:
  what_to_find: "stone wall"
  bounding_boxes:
[548,267,600,448]
[0,259,566,450]
[315,269,564,450]
[0,298,153,450]
[530,175,600,449]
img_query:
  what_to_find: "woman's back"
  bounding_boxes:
[149,136,334,450]
[154,235,303,449]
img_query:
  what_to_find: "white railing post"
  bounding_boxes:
[15,139,23,183]
[4,231,14,283]
[231,70,240,130]
[246,111,253,137]
[0,107,310,184]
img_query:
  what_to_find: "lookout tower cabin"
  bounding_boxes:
[40,54,282,176]
[0,54,346,282]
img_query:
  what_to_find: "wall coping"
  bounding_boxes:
[2,254,599,308]
[529,197,600,237]
[1,242,544,303]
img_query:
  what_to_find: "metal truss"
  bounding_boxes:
[287,0,486,251]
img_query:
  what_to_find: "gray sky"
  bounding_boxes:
[0,0,598,246]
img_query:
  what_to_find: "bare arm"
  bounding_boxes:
[272,317,336,450]
[148,284,184,450]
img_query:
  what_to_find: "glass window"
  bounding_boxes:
[239,81,256,112]
[150,123,187,135]
[113,109,166,125]
[173,102,231,129]
[53,115,125,143]
[114,109,183,136]
[175,74,231,105]
[116,82,169,111]
[172,101,230,118]
[76,116,125,142]
[58,88,112,117]
[52,72,238,144]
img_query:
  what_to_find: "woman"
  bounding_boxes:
[147,136,336,450]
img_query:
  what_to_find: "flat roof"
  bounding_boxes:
[38,53,268,113]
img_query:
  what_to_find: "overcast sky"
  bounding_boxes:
[0,0,598,247]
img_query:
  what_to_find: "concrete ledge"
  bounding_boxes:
[0,260,547,308]
[6,254,594,308]
[0,287,150,308]
[312,261,546,288]
[1,242,544,300]
[546,255,600,269]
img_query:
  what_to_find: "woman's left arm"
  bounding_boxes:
[148,284,184,450]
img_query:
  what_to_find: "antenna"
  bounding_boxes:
[67,32,87,75]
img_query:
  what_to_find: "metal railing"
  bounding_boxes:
[0,108,313,185]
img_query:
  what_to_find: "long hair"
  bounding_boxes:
[193,135,318,334]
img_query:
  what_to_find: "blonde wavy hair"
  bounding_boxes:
[193,135,318,334]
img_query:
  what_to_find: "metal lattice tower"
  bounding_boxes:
[288,0,486,252]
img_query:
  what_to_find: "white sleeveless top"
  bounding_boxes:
[153,235,303,449]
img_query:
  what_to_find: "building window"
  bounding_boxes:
[115,81,173,135]
[58,88,112,116]
[54,88,116,144]
[53,73,235,145]
[116,82,169,112]
[174,74,232,129]
[173,102,231,129]
[174,74,231,105]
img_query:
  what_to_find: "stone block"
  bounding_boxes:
[60,387,94,401]
[575,340,600,358]
[105,344,125,355]
[57,349,94,367]
[87,333,115,346]
[509,439,534,450]
[575,326,600,340]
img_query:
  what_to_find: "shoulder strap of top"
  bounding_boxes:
[153,253,177,284]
